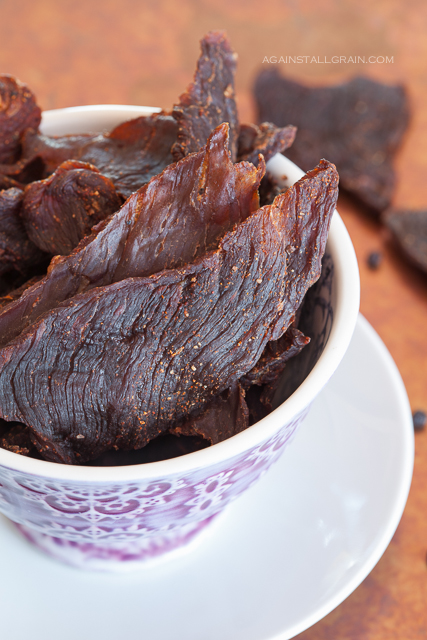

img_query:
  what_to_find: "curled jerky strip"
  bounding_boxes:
[0,75,41,164]
[237,122,296,166]
[21,160,122,256]
[21,113,178,199]
[0,160,338,464]
[172,31,239,161]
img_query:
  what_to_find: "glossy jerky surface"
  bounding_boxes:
[0,160,338,463]
[172,31,239,162]
[21,113,178,198]
[21,160,123,256]
[0,124,263,349]
[0,188,46,277]
[0,76,41,164]
[254,71,409,213]
[237,122,296,166]
[383,208,427,273]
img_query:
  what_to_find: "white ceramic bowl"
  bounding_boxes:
[0,106,360,571]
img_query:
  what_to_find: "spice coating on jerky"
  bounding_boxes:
[172,31,239,161]
[0,160,338,464]
[21,160,123,256]
[254,71,409,213]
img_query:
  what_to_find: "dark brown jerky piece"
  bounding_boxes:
[0,276,43,310]
[172,31,239,162]
[383,208,427,273]
[21,113,178,199]
[170,383,249,445]
[0,188,47,277]
[241,325,310,387]
[0,160,338,463]
[0,76,41,164]
[0,421,37,457]
[237,122,296,166]
[78,114,178,199]
[21,160,123,256]
[259,173,288,207]
[21,130,94,176]
[0,124,264,348]
[0,155,45,189]
[254,71,409,213]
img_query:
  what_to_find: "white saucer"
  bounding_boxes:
[0,315,413,640]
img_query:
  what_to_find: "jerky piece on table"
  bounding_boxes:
[172,31,239,162]
[254,71,410,214]
[170,383,249,445]
[383,208,427,273]
[0,188,47,278]
[237,122,296,166]
[0,76,41,164]
[0,160,338,464]
[21,160,122,256]
[21,113,178,199]
[0,123,264,348]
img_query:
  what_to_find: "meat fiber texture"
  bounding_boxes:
[0,125,338,464]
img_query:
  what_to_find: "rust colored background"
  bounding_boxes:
[1,0,426,637]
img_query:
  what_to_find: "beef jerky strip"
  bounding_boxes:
[0,76,41,164]
[0,124,264,348]
[0,276,43,310]
[254,70,409,213]
[0,421,37,457]
[0,155,45,189]
[0,188,47,277]
[170,382,249,445]
[0,160,338,463]
[172,31,239,162]
[241,325,310,388]
[237,122,296,166]
[21,113,178,199]
[21,160,123,256]
[383,208,427,273]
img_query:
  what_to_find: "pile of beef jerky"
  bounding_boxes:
[0,32,338,465]
[254,69,427,276]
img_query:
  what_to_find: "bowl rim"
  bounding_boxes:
[0,105,360,482]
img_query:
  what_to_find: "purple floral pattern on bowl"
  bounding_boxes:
[0,409,307,571]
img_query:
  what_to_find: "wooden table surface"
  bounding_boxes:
[1,0,426,637]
